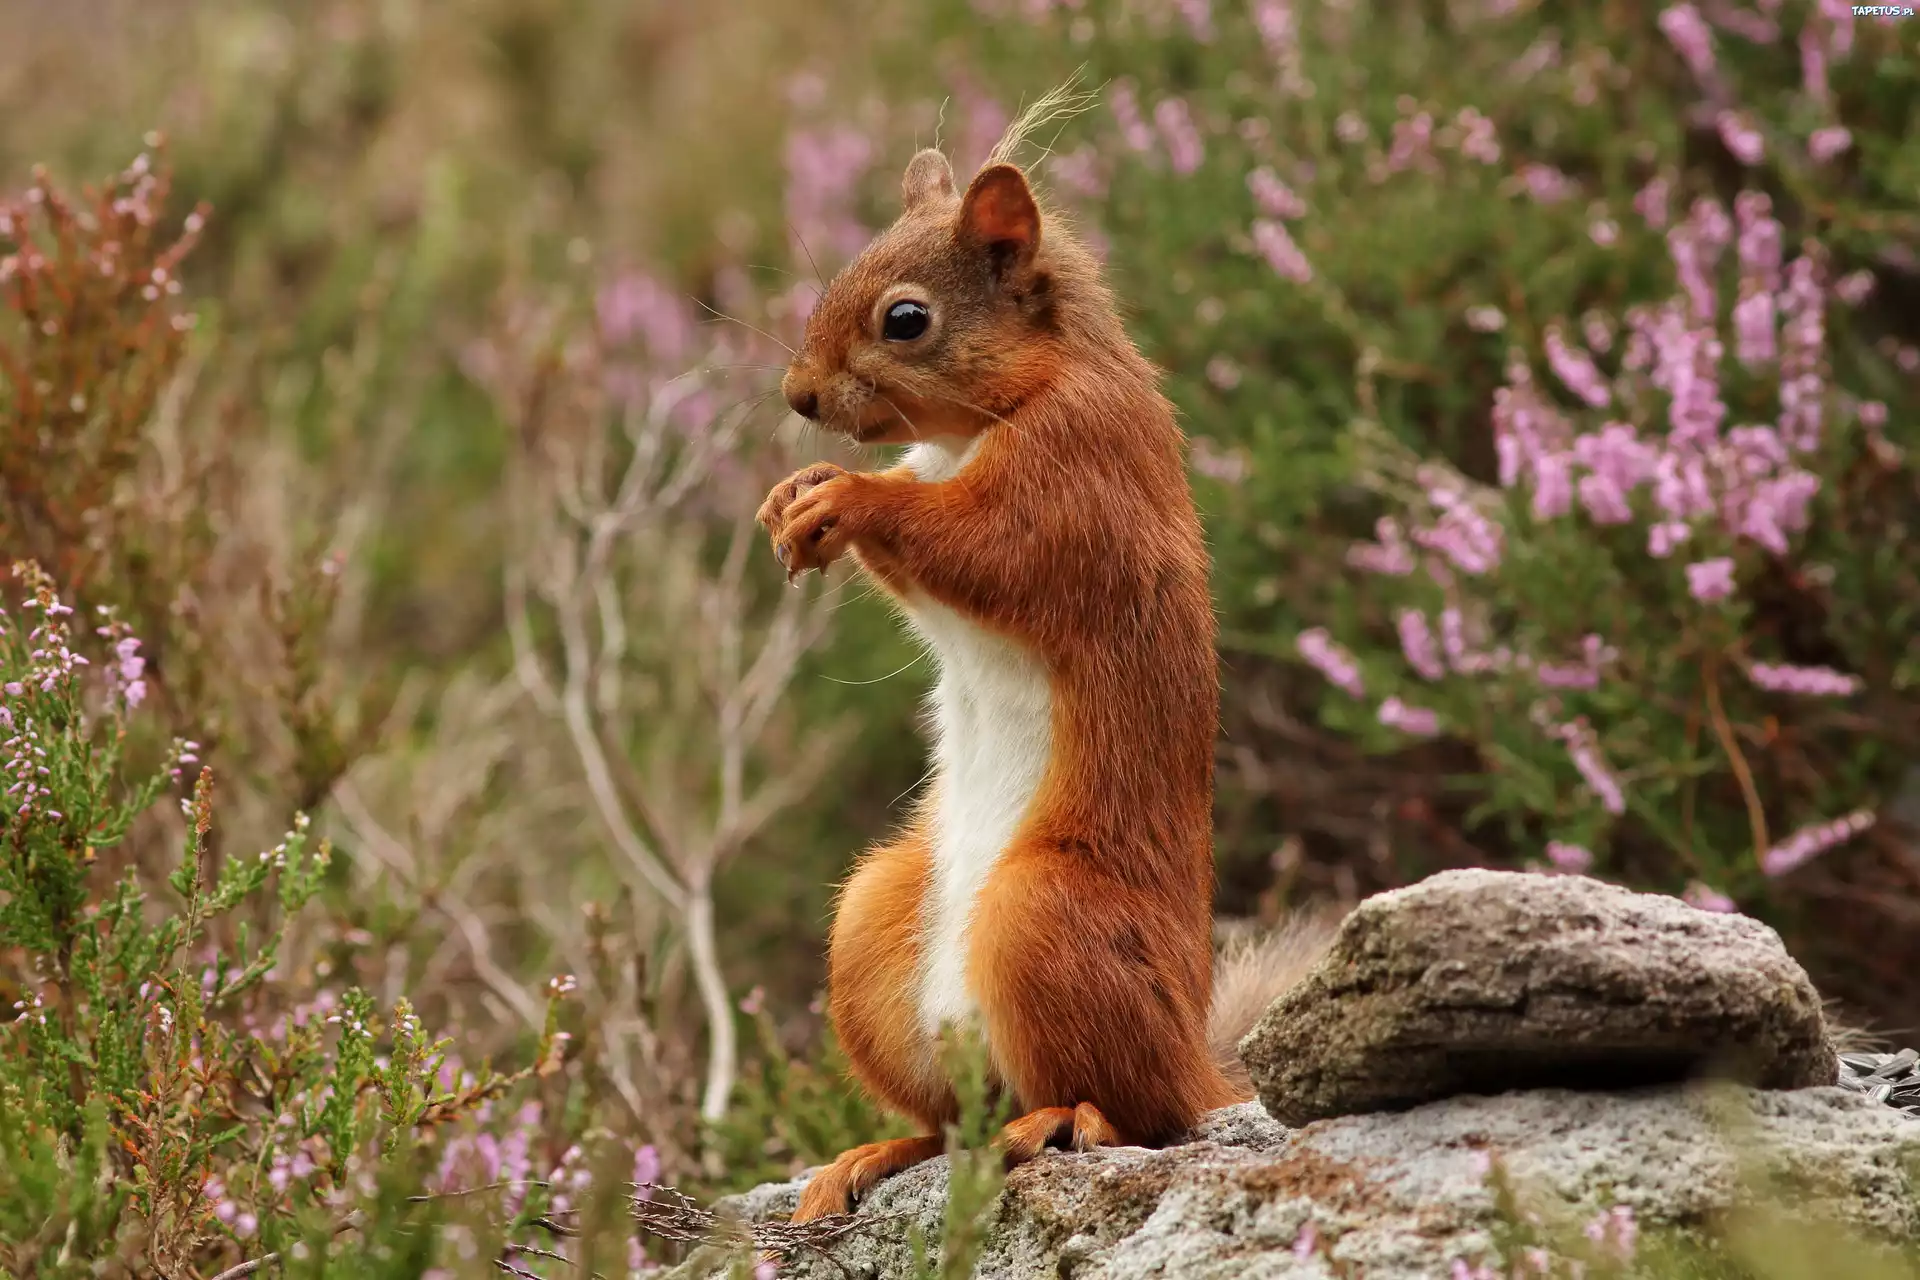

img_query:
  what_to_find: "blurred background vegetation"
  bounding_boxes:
[2,0,1917,1273]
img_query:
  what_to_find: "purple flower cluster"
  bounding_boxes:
[1154,97,1206,175]
[435,1100,543,1216]
[1348,518,1416,575]
[1247,167,1307,219]
[1745,660,1861,696]
[1396,609,1445,680]
[1761,809,1874,876]
[1660,3,1717,77]
[1546,841,1594,873]
[1411,479,1504,575]
[597,273,696,366]
[1585,1204,1641,1259]
[1252,218,1313,283]
[1377,696,1440,737]
[1545,715,1627,814]
[1545,326,1611,408]
[1109,81,1157,155]
[1490,191,1832,590]
[1297,628,1365,697]
[1683,881,1738,912]
[783,125,875,263]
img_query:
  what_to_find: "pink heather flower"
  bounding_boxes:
[1572,421,1658,522]
[1110,82,1157,154]
[1683,882,1738,912]
[1389,111,1437,173]
[1685,557,1737,601]
[1544,327,1611,408]
[1584,1205,1640,1258]
[1466,305,1505,333]
[1716,6,1780,41]
[1378,697,1441,737]
[754,1261,778,1280]
[1537,660,1601,689]
[1660,5,1716,76]
[1746,661,1861,696]
[1047,145,1107,200]
[1800,27,1830,102]
[1530,452,1574,521]
[1154,97,1205,175]
[1190,436,1249,485]
[1732,291,1777,367]
[1808,126,1852,163]
[1298,629,1365,697]
[1247,167,1307,219]
[1634,175,1671,228]
[738,985,766,1015]
[634,1143,661,1190]
[1456,107,1501,164]
[1293,1221,1319,1259]
[1690,196,1734,252]
[1567,737,1627,815]
[1835,270,1875,306]
[1252,219,1313,283]
[1204,357,1242,391]
[1667,230,1718,325]
[1761,810,1874,876]
[1716,111,1764,164]
[1172,0,1214,40]
[1546,841,1594,873]
[1823,0,1856,58]
[1348,518,1417,575]
[1737,469,1820,554]
[1397,609,1446,681]
[1414,485,1505,574]
[1520,164,1575,204]
[1590,219,1620,247]
[1735,191,1783,291]
[1253,0,1298,58]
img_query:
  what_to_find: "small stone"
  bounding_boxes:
[1239,869,1838,1126]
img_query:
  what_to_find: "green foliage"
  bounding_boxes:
[704,995,910,1198]
[0,563,595,1276]
[909,1027,1016,1280]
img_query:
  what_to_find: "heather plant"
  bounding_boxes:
[919,0,1920,1016]
[0,562,703,1276]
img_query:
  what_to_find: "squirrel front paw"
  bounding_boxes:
[756,462,857,579]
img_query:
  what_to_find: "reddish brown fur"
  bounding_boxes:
[761,150,1239,1222]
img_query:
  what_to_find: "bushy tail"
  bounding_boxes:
[1210,908,1344,1097]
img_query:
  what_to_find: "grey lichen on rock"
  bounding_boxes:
[671,1088,1919,1279]
[1238,868,1838,1127]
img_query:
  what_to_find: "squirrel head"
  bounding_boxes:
[781,148,1114,445]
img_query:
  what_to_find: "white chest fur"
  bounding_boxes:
[900,439,1054,1041]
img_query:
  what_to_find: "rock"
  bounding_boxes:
[1239,868,1837,1126]
[668,1087,1920,1278]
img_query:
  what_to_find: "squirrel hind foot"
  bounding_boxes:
[994,1102,1122,1168]
[790,1134,945,1223]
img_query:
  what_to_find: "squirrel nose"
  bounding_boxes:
[787,387,820,420]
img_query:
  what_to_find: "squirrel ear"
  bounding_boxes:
[957,164,1041,274]
[901,149,955,210]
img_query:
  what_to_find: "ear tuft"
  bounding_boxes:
[957,164,1041,271]
[902,149,956,210]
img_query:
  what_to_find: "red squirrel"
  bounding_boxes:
[756,137,1328,1223]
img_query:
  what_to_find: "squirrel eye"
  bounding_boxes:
[881,299,931,342]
